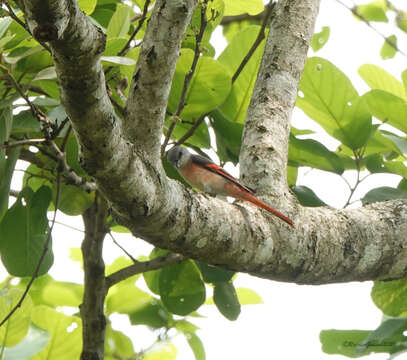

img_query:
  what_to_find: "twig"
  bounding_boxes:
[108,231,137,263]
[104,0,152,78]
[172,2,276,148]
[3,1,52,53]
[48,140,97,192]
[231,1,275,83]
[106,253,185,288]
[0,138,47,149]
[0,170,61,328]
[118,0,151,56]
[160,1,210,156]
[334,0,407,57]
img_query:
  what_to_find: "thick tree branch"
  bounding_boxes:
[125,0,198,160]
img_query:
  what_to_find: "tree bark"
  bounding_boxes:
[19,0,407,285]
[80,195,109,359]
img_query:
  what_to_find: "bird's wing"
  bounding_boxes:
[191,154,255,195]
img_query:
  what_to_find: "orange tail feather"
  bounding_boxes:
[242,193,295,228]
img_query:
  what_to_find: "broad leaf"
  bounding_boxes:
[213,281,240,321]
[223,0,263,16]
[218,26,266,123]
[363,90,407,133]
[159,260,206,316]
[30,306,82,360]
[195,261,235,283]
[380,35,397,60]
[106,4,132,39]
[291,185,327,207]
[297,57,372,150]
[359,64,406,99]
[371,279,407,316]
[0,187,53,277]
[0,324,50,360]
[361,187,407,205]
[0,288,33,347]
[311,26,330,52]
[355,0,388,22]
[289,136,345,174]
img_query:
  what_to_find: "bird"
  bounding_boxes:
[167,146,294,228]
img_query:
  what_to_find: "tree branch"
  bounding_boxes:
[106,253,185,289]
[124,0,197,160]
[80,195,109,359]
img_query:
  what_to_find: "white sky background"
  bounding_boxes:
[4,0,407,359]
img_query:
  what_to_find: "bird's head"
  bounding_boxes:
[167,146,191,170]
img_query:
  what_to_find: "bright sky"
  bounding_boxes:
[4,0,407,359]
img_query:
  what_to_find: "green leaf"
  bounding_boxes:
[106,4,132,39]
[371,279,407,316]
[129,299,172,328]
[54,184,94,216]
[143,343,177,360]
[287,165,298,187]
[358,64,406,99]
[361,187,407,205]
[42,281,83,307]
[159,260,206,316]
[218,26,266,123]
[211,108,243,164]
[104,37,128,56]
[363,90,407,133]
[101,56,136,66]
[11,110,41,134]
[195,261,235,283]
[0,289,33,347]
[106,284,152,315]
[355,0,388,22]
[213,281,240,321]
[380,35,397,60]
[380,131,407,157]
[355,318,407,356]
[79,0,97,15]
[289,136,344,174]
[1,324,50,360]
[311,26,330,52]
[236,287,263,305]
[32,67,57,81]
[297,57,372,150]
[0,17,12,39]
[105,326,134,358]
[30,305,82,360]
[186,332,206,360]
[397,11,407,33]
[0,186,54,277]
[4,46,43,65]
[0,147,19,221]
[291,185,327,207]
[223,0,264,16]
[143,248,169,295]
[168,49,232,120]
[195,260,235,283]
[320,329,378,357]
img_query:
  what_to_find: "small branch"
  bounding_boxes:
[80,195,109,359]
[106,253,185,289]
[0,138,47,149]
[108,231,137,263]
[48,140,97,193]
[175,114,206,147]
[118,0,151,56]
[161,1,209,156]
[335,0,407,57]
[232,2,275,83]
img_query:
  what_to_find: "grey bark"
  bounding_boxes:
[19,0,407,287]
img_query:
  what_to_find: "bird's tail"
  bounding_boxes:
[241,193,295,228]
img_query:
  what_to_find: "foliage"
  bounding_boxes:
[0,0,405,359]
